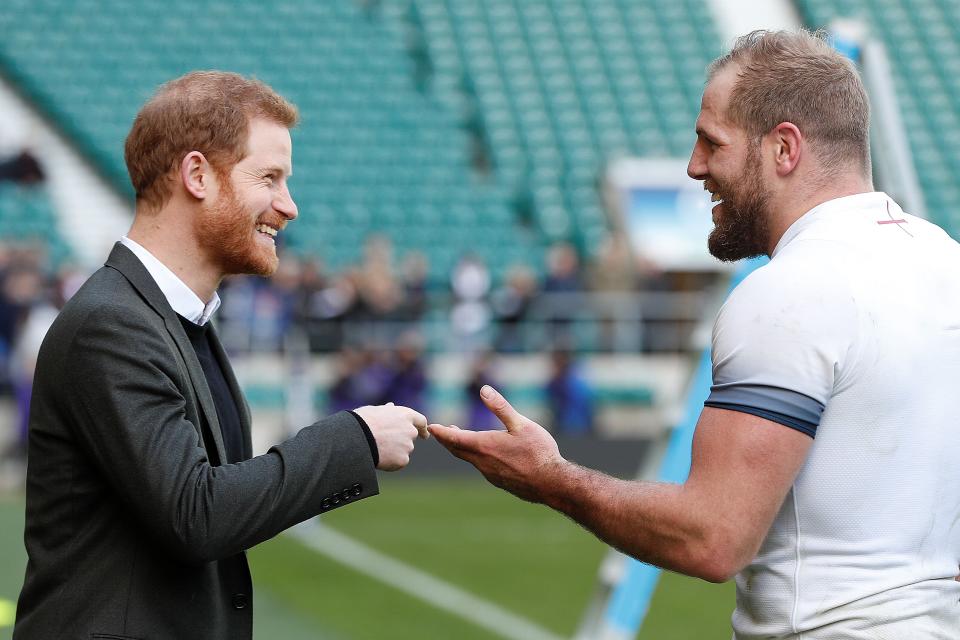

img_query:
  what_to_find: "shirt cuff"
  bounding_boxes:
[348,410,379,467]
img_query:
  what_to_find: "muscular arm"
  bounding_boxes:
[431,390,812,582]
[543,407,811,581]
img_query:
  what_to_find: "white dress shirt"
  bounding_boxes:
[120,236,221,325]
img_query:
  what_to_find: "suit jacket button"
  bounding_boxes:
[321,497,332,510]
[351,483,362,496]
[232,593,249,609]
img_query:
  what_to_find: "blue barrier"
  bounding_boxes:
[600,257,766,637]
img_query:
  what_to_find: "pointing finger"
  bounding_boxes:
[480,385,524,433]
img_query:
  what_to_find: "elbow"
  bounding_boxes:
[164,482,232,565]
[162,529,222,566]
[695,557,741,584]
[685,531,752,584]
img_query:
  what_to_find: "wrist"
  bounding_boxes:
[538,458,577,510]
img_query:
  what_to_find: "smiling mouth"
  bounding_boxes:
[256,223,278,240]
[704,183,723,206]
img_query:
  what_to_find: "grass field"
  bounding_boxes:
[0,476,734,639]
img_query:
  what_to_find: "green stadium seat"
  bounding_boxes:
[0,0,726,278]
[796,0,960,238]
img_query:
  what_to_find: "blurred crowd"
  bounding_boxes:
[0,242,88,462]
[0,230,623,462]
[213,233,654,436]
[218,232,651,356]
[0,148,665,461]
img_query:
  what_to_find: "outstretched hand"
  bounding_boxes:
[428,385,566,503]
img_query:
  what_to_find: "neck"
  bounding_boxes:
[766,172,874,255]
[128,208,222,302]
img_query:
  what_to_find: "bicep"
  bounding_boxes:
[684,406,813,567]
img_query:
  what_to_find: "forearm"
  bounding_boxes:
[432,392,806,583]
[539,462,739,582]
[166,412,379,562]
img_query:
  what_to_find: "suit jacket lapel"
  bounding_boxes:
[104,242,229,466]
[207,322,253,460]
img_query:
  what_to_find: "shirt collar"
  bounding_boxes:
[771,191,895,257]
[120,236,221,325]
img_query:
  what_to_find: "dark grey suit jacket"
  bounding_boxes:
[14,243,379,639]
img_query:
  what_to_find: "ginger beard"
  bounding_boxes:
[707,143,773,262]
[196,171,280,277]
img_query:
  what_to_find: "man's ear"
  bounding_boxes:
[769,122,803,177]
[179,151,213,200]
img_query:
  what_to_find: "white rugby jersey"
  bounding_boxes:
[706,193,960,639]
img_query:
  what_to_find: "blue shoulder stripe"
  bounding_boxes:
[704,383,823,437]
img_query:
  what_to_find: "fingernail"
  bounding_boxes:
[480,385,494,399]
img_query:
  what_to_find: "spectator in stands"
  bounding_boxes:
[430,30,960,638]
[248,256,299,351]
[449,253,492,350]
[490,264,537,352]
[586,234,642,352]
[384,330,429,414]
[15,71,428,640]
[397,250,430,323]
[541,241,584,345]
[0,150,44,185]
[545,348,594,436]
[53,262,89,305]
[357,235,400,318]
[463,350,501,431]
[353,235,404,347]
[0,245,19,394]
[215,274,259,352]
[543,241,583,295]
[291,257,329,349]
[310,270,362,351]
[327,346,371,413]
[9,279,58,462]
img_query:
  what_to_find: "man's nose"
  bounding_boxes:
[274,183,298,220]
[687,141,707,180]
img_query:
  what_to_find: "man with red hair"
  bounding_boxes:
[15,71,427,639]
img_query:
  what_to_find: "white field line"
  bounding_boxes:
[288,519,566,640]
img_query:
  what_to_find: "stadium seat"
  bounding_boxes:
[796,0,960,237]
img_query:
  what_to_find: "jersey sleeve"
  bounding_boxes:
[705,251,859,437]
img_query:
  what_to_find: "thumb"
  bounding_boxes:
[480,385,524,433]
